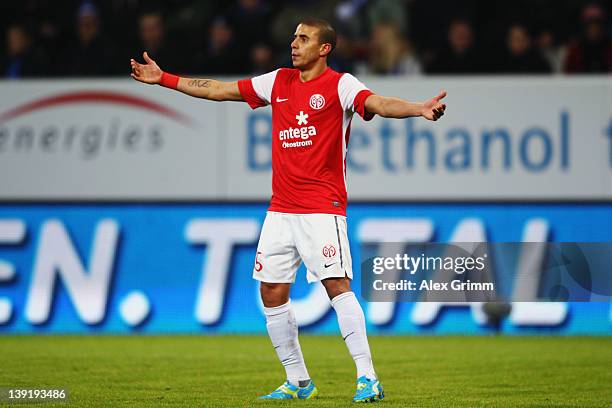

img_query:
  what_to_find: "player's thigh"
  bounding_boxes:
[293,214,353,283]
[254,212,301,283]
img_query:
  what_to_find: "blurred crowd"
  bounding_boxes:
[1,0,612,78]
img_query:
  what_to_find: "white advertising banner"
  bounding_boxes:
[0,77,610,200]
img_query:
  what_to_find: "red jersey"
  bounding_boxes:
[238,67,374,216]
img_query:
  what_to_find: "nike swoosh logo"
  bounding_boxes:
[276,97,289,102]
[324,262,338,268]
[343,331,355,341]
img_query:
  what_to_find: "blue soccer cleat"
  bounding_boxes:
[258,380,318,400]
[353,376,384,403]
[258,381,298,400]
[297,380,318,399]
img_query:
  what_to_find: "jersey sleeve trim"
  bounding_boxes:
[354,89,375,121]
[338,73,375,121]
[251,69,279,104]
[237,79,267,109]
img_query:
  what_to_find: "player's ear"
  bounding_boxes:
[320,43,332,57]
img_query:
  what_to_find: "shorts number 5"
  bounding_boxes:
[254,251,263,272]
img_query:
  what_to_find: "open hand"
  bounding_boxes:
[421,90,447,121]
[130,51,162,84]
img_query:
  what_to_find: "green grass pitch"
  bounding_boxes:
[0,335,610,407]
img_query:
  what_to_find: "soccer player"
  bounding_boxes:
[131,18,446,403]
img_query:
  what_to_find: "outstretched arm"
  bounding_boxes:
[365,90,447,121]
[130,52,243,102]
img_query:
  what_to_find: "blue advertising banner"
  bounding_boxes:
[0,203,610,334]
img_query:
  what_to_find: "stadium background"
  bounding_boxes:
[0,0,611,338]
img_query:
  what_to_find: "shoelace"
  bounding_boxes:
[272,384,293,395]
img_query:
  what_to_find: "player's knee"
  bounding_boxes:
[322,277,352,299]
[260,282,290,307]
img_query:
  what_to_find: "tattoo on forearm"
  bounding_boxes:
[188,79,212,88]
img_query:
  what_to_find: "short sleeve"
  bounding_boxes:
[338,73,375,121]
[237,69,279,109]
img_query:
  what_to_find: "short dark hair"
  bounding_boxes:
[299,18,337,53]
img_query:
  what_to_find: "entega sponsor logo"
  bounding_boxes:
[279,126,317,148]
[278,126,317,141]
[279,110,318,148]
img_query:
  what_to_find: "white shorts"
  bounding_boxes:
[253,211,353,283]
